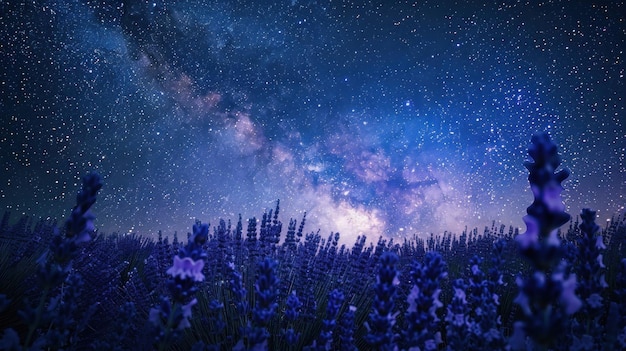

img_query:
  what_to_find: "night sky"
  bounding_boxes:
[1,0,624,244]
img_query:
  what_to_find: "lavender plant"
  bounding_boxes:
[338,305,358,351]
[234,257,280,350]
[149,220,209,351]
[364,251,400,351]
[465,254,508,350]
[511,132,581,350]
[307,288,345,351]
[228,261,250,316]
[444,278,470,351]
[570,208,608,350]
[612,258,626,349]
[0,172,102,351]
[282,291,302,347]
[402,251,448,351]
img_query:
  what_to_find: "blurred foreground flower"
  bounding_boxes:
[149,220,209,350]
[0,172,102,350]
[512,133,581,350]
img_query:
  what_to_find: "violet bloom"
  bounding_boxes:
[0,172,103,351]
[365,251,400,351]
[235,257,279,350]
[150,221,209,351]
[311,289,344,351]
[177,298,198,330]
[65,172,103,244]
[228,261,249,315]
[338,305,358,351]
[464,253,507,350]
[283,291,302,345]
[402,251,447,351]
[512,133,581,350]
[166,255,205,282]
[445,279,470,351]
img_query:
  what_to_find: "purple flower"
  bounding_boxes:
[282,291,302,345]
[570,208,608,348]
[555,271,581,315]
[177,298,198,330]
[166,255,205,282]
[338,305,358,351]
[284,291,302,322]
[237,257,279,350]
[65,172,102,243]
[149,298,197,331]
[311,289,345,350]
[513,133,580,350]
[515,215,539,250]
[586,293,603,309]
[2,173,103,350]
[365,252,399,350]
[445,279,470,351]
[150,222,209,350]
[402,251,447,350]
[228,262,249,314]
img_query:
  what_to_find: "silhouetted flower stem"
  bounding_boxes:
[19,172,102,351]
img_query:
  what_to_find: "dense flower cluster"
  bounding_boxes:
[570,208,608,350]
[444,278,470,351]
[403,251,448,350]
[282,291,302,346]
[308,288,345,351]
[365,252,400,350]
[1,133,625,350]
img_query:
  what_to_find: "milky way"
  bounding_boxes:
[1,0,624,244]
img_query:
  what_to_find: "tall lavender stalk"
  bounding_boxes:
[402,251,447,351]
[149,220,209,351]
[0,172,102,351]
[234,257,279,350]
[511,132,581,350]
[282,291,302,347]
[445,278,470,351]
[465,254,507,350]
[365,251,400,351]
[571,208,608,350]
[338,305,358,351]
[308,288,345,351]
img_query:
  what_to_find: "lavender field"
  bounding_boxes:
[1,133,625,350]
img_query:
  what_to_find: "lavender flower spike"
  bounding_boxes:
[65,172,103,243]
[512,132,581,350]
[365,251,400,351]
[150,221,209,350]
[402,251,447,350]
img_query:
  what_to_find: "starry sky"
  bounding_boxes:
[1,0,624,244]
